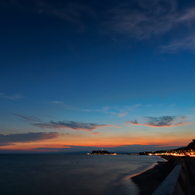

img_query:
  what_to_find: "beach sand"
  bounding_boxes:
[131,156,179,195]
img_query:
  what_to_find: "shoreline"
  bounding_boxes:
[131,156,178,195]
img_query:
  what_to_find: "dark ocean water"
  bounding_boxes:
[0,154,161,195]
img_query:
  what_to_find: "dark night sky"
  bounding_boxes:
[1,0,195,153]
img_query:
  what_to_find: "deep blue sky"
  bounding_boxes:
[1,0,195,153]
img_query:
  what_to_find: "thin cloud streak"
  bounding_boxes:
[13,114,42,122]
[33,120,119,131]
[13,113,120,132]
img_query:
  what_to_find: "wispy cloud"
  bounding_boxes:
[161,33,195,52]
[33,120,116,131]
[159,6,195,52]
[13,114,117,132]
[118,111,128,117]
[97,104,141,117]
[125,116,192,128]
[51,101,64,104]
[106,0,195,51]
[0,132,60,147]
[107,0,178,39]
[0,93,22,100]
[2,0,195,52]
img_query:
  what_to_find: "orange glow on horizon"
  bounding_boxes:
[0,137,191,151]
[0,127,194,151]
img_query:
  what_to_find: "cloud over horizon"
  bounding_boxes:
[0,132,60,146]
[126,116,191,128]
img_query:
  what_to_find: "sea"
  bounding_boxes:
[0,154,163,195]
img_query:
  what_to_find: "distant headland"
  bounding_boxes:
[139,139,195,156]
[86,149,117,155]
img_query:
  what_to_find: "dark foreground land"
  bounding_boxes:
[131,156,183,195]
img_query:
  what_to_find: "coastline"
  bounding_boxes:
[131,156,178,195]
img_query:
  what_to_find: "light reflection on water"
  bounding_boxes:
[0,154,161,195]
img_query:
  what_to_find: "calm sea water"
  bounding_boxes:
[0,154,162,195]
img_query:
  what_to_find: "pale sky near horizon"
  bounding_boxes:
[1,0,195,153]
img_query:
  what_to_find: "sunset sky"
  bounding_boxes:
[1,0,195,153]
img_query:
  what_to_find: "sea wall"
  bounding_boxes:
[152,159,192,195]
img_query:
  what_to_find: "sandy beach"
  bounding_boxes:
[131,156,179,195]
